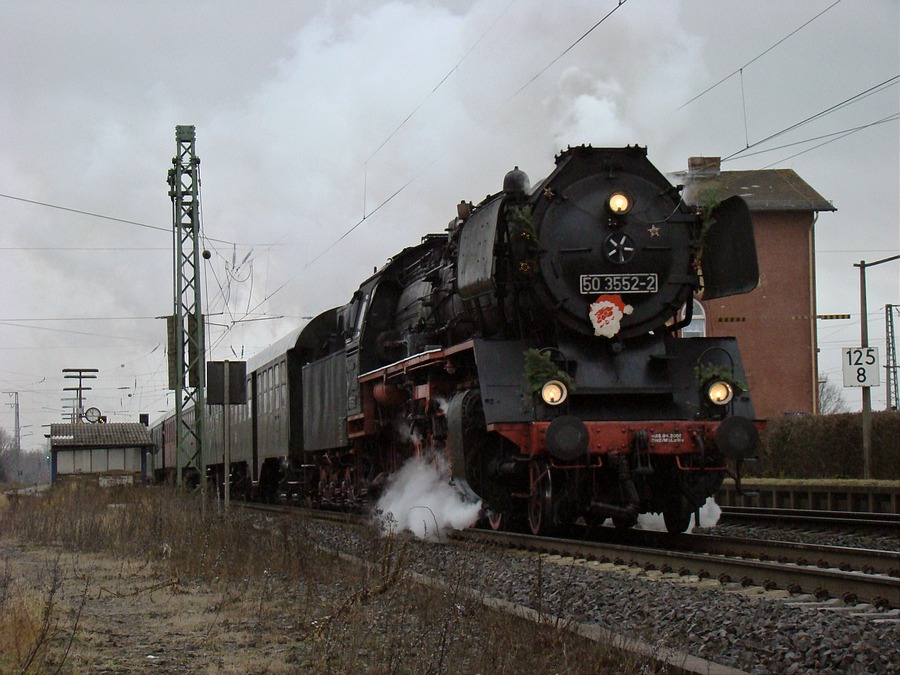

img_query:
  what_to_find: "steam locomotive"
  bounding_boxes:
[151,145,761,534]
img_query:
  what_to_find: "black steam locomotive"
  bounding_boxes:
[152,145,761,534]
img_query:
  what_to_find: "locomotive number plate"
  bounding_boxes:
[580,273,658,294]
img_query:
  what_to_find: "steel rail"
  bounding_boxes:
[458,529,900,609]
[678,532,899,577]
[720,505,900,528]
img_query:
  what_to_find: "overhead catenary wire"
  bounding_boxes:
[0,192,170,234]
[0,316,162,322]
[354,0,630,247]
[3,2,893,420]
[759,113,899,168]
[677,0,844,111]
[0,246,169,251]
[363,0,515,167]
[722,75,899,163]
[0,320,161,341]
[360,1,515,222]
[6,1,636,348]
[261,0,633,321]
[0,192,265,249]
[720,113,900,163]
[508,0,628,101]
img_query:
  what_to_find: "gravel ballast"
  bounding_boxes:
[308,516,900,674]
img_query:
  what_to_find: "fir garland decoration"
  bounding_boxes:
[524,348,573,393]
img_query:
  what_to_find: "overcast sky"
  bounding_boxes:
[1,0,897,447]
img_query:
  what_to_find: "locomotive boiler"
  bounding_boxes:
[292,144,761,534]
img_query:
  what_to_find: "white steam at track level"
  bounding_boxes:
[628,497,722,533]
[375,453,481,542]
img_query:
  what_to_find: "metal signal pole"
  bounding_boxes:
[167,125,206,489]
[887,304,898,411]
[62,368,97,422]
[854,254,900,479]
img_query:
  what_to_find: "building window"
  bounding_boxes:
[682,299,707,338]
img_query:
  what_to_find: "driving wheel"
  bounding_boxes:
[527,460,553,536]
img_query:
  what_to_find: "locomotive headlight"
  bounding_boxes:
[608,191,633,215]
[541,380,568,406]
[706,380,734,405]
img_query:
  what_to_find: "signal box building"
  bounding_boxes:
[674,157,835,419]
[49,422,153,486]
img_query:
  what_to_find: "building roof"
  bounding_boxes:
[671,158,836,213]
[50,422,153,449]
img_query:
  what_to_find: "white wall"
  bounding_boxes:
[55,447,142,475]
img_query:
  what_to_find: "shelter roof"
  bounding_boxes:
[49,422,153,448]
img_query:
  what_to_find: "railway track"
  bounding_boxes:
[240,502,900,610]
[462,528,900,610]
[592,525,899,577]
[720,504,900,531]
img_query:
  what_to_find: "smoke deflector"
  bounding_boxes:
[700,196,760,301]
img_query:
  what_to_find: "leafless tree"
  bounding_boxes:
[818,373,849,414]
[0,427,13,483]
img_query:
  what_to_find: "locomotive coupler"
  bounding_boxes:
[632,430,653,475]
[728,458,760,498]
[693,431,707,463]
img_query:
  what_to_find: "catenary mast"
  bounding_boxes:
[167,125,206,487]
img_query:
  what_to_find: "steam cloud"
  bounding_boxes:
[633,496,722,533]
[375,452,481,542]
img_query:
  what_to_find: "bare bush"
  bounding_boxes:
[754,410,899,478]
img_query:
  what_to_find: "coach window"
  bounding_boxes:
[272,365,278,409]
[682,299,707,338]
[274,362,282,408]
[261,368,268,413]
[259,370,265,413]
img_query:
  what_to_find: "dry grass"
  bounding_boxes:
[0,548,87,673]
[0,557,44,671]
[0,484,666,673]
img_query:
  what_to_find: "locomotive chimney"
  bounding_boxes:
[688,156,721,176]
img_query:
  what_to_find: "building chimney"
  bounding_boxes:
[688,156,721,176]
